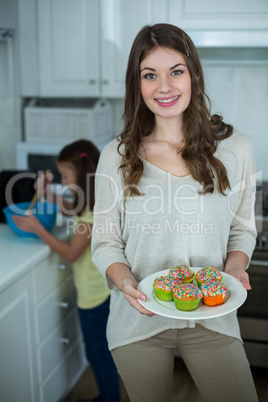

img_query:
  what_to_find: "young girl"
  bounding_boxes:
[13,139,120,402]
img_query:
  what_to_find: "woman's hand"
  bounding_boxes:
[11,214,42,234]
[121,277,155,317]
[225,267,251,290]
[106,263,155,317]
[224,250,251,290]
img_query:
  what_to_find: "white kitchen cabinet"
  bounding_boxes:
[17,0,39,96]
[168,0,268,30]
[0,228,86,402]
[100,0,168,97]
[18,0,268,98]
[37,0,100,97]
[32,251,86,402]
[0,272,39,402]
[42,340,85,402]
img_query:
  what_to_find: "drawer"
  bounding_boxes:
[38,309,82,382]
[33,252,71,304]
[35,276,76,345]
[41,340,86,402]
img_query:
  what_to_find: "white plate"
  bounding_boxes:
[137,267,247,320]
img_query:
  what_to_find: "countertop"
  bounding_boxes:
[1,215,266,295]
[0,215,72,293]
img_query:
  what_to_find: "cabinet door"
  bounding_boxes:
[38,309,82,382]
[0,272,39,402]
[41,340,85,402]
[35,276,77,344]
[168,0,268,30]
[38,0,100,97]
[33,252,71,304]
[100,0,168,97]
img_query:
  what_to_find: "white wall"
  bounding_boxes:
[0,0,22,170]
[0,0,17,28]
[204,61,268,182]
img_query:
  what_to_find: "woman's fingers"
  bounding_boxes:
[123,292,155,316]
[226,268,251,290]
[122,278,155,316]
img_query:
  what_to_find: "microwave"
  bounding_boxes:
[16,142,64,183]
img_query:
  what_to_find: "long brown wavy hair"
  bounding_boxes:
[118,23,233,196]
[57,139,100,215]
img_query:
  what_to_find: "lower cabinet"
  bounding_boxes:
[33,252,87,402]
[42,340,85,402]
[0,251,87,402]
[38,310,82,382]
[0,272,39,402]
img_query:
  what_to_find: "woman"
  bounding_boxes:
[92,24,258,402]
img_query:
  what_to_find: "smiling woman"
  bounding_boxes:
[140,47,191,117]
[92,23,258,402]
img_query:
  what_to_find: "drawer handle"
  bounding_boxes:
[60,302,69,308]
[250,259,268,267]
[58,263,66,270]
[60,338,70,344]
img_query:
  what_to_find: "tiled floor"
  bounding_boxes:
[62,357,268,402]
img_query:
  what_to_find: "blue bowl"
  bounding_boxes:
[3,201,58,238]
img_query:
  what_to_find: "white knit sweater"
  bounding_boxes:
[92,130,256,350]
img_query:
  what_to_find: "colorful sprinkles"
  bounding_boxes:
[169,265,194,280]
[195,267,222,282]
[173,283,202,300]
[153,276,182,291]
[153,265,229,311]
[200,279,228,297]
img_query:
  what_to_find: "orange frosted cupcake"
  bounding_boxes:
[168,265,195,283]
[153,276,182,301]
[195,267,222,287]
[200,279,228,307]
[173,283,203,311]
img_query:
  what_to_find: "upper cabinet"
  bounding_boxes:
[100,0,168,97]
[37,0,100,97]
[168,0,268,30]
[18,0,268,98]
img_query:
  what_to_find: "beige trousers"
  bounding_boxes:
[112,325,259,402]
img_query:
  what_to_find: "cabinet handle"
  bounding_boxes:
[89,79,96,84]
[60,338,70,344]
[102,79,109,84]
[60,302,69,308]
[250,259,268,267]
[58,263,66,270]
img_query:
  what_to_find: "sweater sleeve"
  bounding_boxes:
[92,140,129,288]
[226,133,257,260]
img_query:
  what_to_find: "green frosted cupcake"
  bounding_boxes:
[153,276,182,301]
[195,267,222,287]
[168,265,195,283]
[173,283,203,311]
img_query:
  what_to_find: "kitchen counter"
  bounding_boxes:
[0,215,71,293]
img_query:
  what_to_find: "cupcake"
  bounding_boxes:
[168,265,195,283]
[195,267,222,287]
[153,276,182,301]
[173,283,203,311]
[200,279,228,307]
